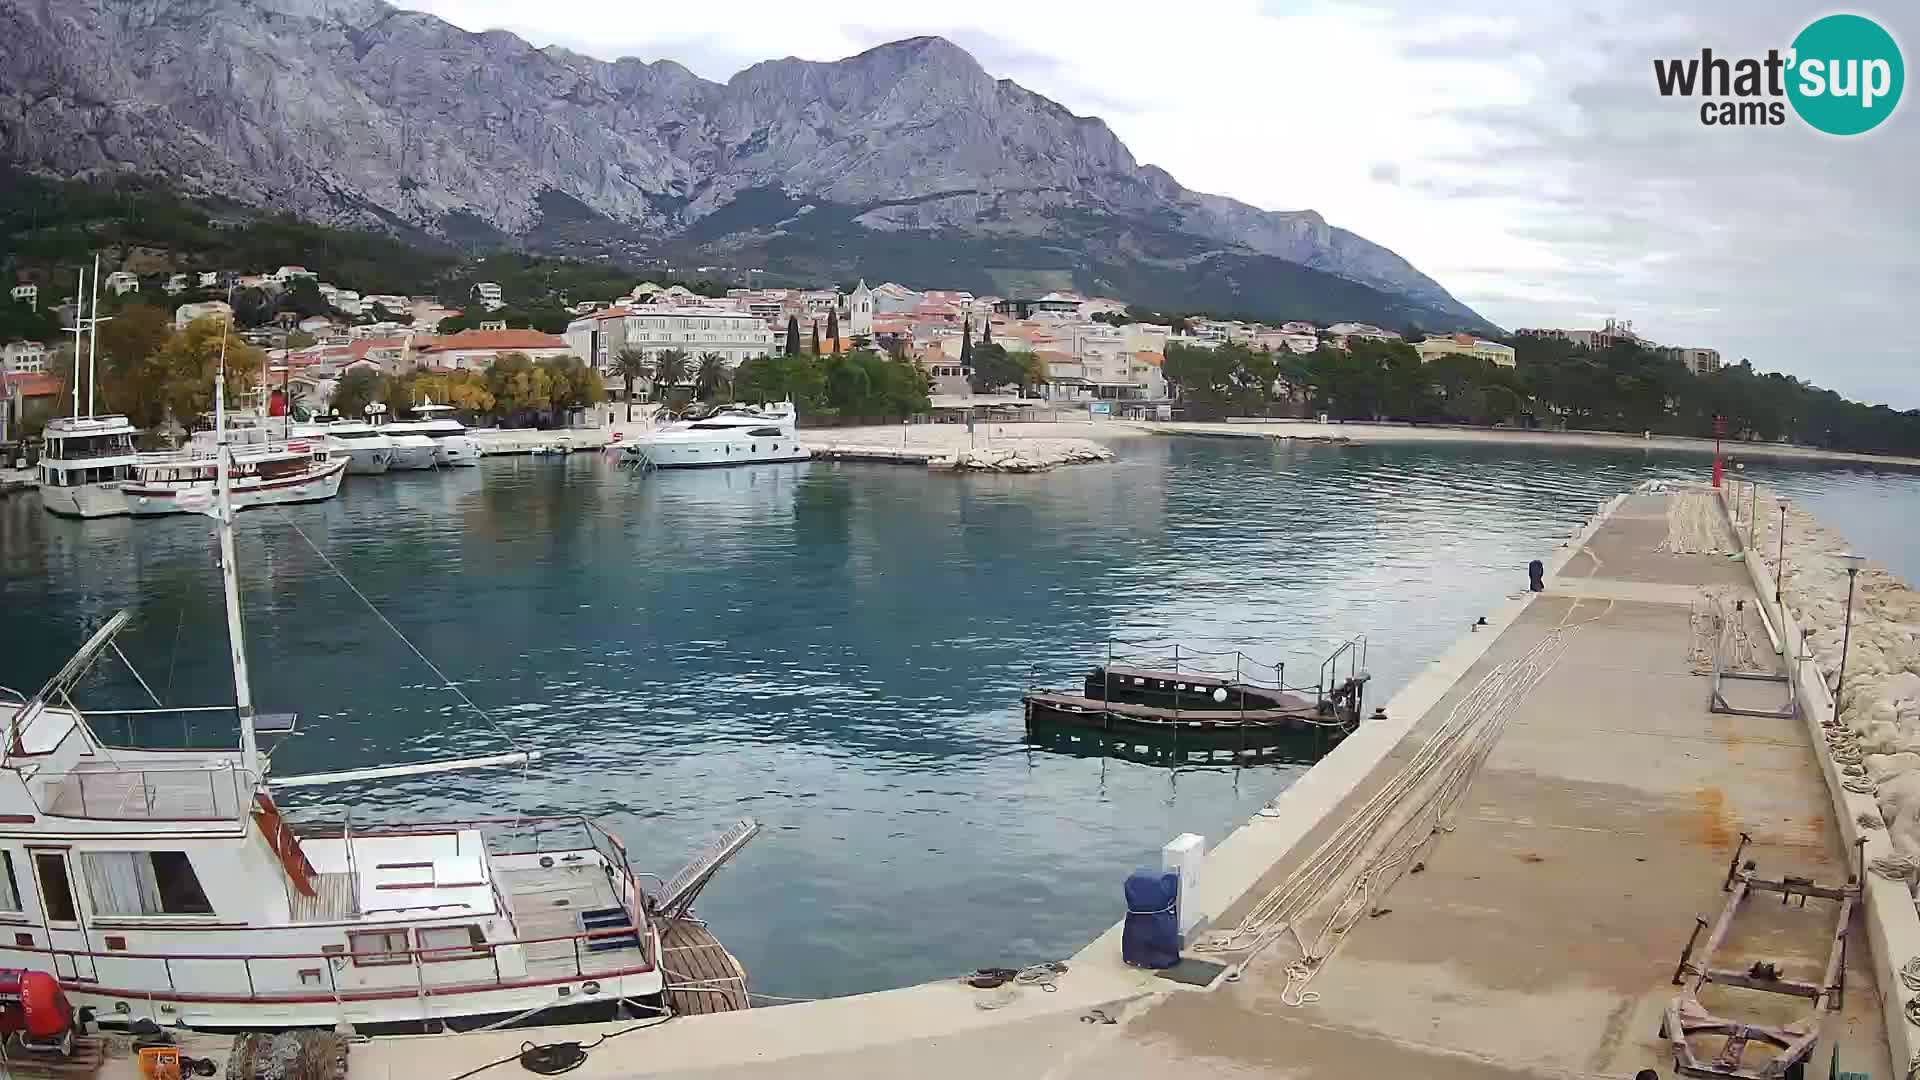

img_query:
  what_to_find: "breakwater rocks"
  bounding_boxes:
[933,442,1115,472]
[1758,493,1920,857]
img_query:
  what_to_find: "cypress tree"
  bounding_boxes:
[811,321,822,357]
[826,308,840,354]
[959,319,973,365]
[981,317,992,346]
[785,315,801,357]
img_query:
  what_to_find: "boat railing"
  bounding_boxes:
[4,919,655,1007]
[87,705,247,751]
[27,761,253,822]
[289,814,649,920]
[1101,639,1289,691]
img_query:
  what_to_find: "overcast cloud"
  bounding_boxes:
[415,0,1917,407]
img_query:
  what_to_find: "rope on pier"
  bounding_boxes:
[1194,627,1576,1006]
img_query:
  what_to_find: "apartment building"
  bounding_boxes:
[565,306,778,375]
[1414,333,1518,368]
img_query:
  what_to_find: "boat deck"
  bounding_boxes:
[497,860,650,980]
[659,917,749,1014]
[41,764,244,821]
[1024,691,1346,733]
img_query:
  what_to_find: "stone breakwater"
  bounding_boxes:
[1756,491,1920,856]
[932,442,1114,472]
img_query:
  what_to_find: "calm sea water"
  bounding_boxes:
[3,437,1916,998]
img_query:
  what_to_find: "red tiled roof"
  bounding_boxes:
[418,329,566,351]
[349,337,413,361]
[10,373,64,398]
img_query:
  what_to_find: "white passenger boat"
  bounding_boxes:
[292,417,394,475]
[623,401,809,469]
[386,400,481,467]
[363,403,437,471]
[38,415,140,519]
[0,381,756,1033]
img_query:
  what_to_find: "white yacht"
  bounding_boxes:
[0,384,755,1033]
[38,415,140,519]
[624,401,809,469]
[122,441,347,516]
[293,417,395,475]
[363,403,437,471]
[386,400,481,467]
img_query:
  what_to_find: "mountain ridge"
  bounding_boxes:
[0,0,1494,331]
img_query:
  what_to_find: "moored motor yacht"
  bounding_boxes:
[292,416,395,475]
[363,402,438,471]
[623,401,809,469]
[386,399,481,467]
[0,381,756,1033]
[38,415,140,519]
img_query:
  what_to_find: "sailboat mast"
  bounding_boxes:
[86,253,100,417]
[213,322,261,783]
[67,266,84,418]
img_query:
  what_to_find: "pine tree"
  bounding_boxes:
[811,321,822,357]
[959,319,973,365]
[981,317,992,346]
[826,308,840,354]
[785,315,801,357]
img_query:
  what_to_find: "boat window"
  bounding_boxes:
[80,851,214,916]
[418,925,487,962]
[34,854,77,923]
[0,852,19,911]
[747,427,783,437]
[349,928,413,966]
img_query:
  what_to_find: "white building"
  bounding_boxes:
[104,271,140,296]
[164,273,190,295]
[1659,346,1723,376]
[566,307,777,370]
[9,284,35,311]
[174,301,235,330]
[473,282,504,310]
[1414,333,1517,368]
[846,279,874,337]
[870,282,923,315]
[198,271,221,289]
[270,266,317,285]
[1324,322,1399,342]
[2,341,49,375]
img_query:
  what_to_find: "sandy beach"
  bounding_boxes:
[1140,418,1920,467]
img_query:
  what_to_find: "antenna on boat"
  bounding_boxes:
[208,295,262,785]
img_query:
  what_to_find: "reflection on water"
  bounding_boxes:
[2,438,1918,998]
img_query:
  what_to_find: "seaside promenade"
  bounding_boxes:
[115,483,1897,1079]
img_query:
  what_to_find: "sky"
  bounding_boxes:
[413,0,1918,408]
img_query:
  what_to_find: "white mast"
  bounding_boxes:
[66,266,84,418]
[86,253,101,416]
[212,314,261,783]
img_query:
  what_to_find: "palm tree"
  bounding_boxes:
[694,351,729,402]
[610,348,650,422]
[652,348,691,405]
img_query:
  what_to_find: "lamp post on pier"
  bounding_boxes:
[1835,552,1866,704]
[1774,499,1788,602]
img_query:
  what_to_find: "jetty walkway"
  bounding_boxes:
[125,486,1894,1079]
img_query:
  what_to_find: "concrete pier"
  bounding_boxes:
[97,486,1894,1079]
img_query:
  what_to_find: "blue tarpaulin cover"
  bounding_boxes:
[1122,868,1180,969]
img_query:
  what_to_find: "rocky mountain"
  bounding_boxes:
[0,0,1493,330]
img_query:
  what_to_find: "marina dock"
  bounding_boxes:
[90,485,1898,1079]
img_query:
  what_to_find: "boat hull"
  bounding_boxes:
[123,458,349,516]
[434,434,482,467]
[1021,691,1356,737]
[341,444,394,475]
[628,438,810,469]
[39,482,130,519]
[387,439,439,471]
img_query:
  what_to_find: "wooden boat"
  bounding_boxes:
[1022,660,1370,738]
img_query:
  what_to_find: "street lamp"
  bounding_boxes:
[1835,552,1867,703]
[1774,499,1788,602]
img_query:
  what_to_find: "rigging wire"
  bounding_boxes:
[269,507,527,759]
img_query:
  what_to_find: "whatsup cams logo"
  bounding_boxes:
[1653,13,1904,134]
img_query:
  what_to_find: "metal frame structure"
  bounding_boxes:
[1706,599,1797,721]
[1663,833,1862,1079]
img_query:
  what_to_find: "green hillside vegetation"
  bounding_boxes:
[1166,336,1920,457]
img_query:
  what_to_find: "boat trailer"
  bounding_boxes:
[1662,832,1862,1079]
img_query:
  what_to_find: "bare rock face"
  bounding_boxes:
[0,0,1482,323]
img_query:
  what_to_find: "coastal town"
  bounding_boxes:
[2,259,1730,442]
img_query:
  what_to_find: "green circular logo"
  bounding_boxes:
[1788,14,1904,135]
